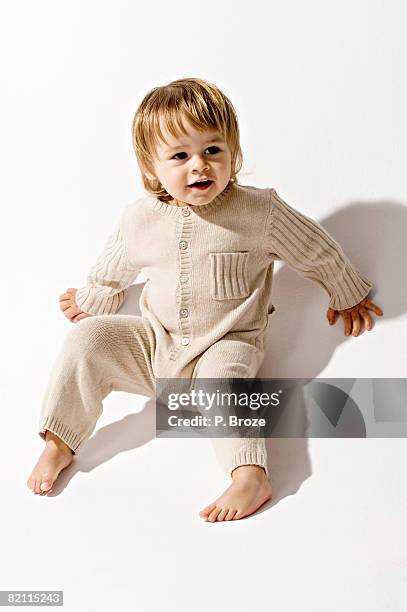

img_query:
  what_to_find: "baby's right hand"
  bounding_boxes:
[58,287,93,323]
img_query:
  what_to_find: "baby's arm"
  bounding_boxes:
[265,188,373,311]
[69,208,140,318]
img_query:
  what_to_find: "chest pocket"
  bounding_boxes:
[209,251,250,300]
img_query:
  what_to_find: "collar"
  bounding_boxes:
[148,181,236,217]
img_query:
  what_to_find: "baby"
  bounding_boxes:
[27,77,384,522]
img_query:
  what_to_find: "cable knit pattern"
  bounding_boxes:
[75,224,140,315]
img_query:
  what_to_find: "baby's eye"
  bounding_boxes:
[206,146,221,154]
[171,146,221,160]
[172,152,188,160]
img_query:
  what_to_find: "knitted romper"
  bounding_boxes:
[38,182,373,478]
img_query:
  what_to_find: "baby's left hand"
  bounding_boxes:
[326,297,384,337]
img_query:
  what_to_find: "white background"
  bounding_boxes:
[1,1,406,611]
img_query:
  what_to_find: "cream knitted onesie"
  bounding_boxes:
[38,182,373,478]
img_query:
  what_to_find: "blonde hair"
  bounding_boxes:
[131,77,243,202]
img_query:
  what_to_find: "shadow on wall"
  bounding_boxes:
[50,198,405,508]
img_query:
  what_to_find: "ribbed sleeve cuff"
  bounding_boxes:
[327,275,373,311]
[75,286,127,316]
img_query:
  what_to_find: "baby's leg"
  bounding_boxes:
[191,338,272,521]
[28,315,155,494]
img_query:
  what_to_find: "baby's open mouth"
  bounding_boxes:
[188,179,214,188]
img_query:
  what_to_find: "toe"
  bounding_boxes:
[34,480,41,494]
[232,509,245,520]
[40,480,53,492]
[216,508,229,521]
[207,507,222,522]
[225,508,238,521]
[199,504,216,517]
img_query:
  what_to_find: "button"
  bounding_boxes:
[180,274,189,284]
[179,308,189,318]
[179,240,188,250]
[182,208,190,217]
[181,337,190,346]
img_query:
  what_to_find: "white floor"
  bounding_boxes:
[4,383,407,611]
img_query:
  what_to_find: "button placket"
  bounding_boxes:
[176,208,193,349]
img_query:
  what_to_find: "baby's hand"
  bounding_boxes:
[326,296,384,337]
[58,287,93,323]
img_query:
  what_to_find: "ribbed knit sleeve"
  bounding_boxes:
[74,219,140,316]
[265,189,373,311]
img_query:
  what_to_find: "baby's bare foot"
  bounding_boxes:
[27,431,74,495]
[199,464,272,522]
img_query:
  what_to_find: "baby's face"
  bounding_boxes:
[146,115,232,206]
